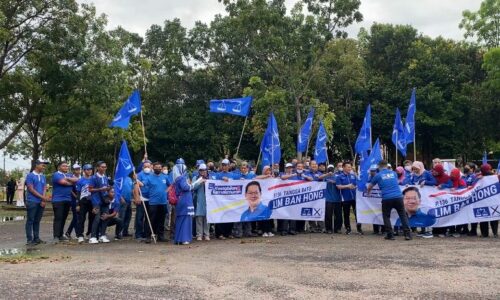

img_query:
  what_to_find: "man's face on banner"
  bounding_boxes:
[403,190,421,215]
[245,184,261,210]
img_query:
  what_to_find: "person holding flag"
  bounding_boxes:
[113,141,135,240]
[75,164,94,243]
[337,161,363,235]
[142,162,170,243]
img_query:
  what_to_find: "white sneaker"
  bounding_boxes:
[89,237,98,244]
[99,236,110,243]
[262,233,269,237]
[78,237,84,244]
[267,232,274,237]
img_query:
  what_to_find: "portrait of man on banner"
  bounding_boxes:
[240,181,272,222]
[396,186,436,227]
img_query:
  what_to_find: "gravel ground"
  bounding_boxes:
[0,207,499,300]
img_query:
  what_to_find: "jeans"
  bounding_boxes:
[134,201,150,239]
[196,216,210,238]
[145,204,167,240]
[382,198,410,235]
[120,202,132,236]
[342,201,362,232]
[278,220,296,233]
[325,202,343,232]
[65,201,78,235]
[76,197,94,238]
[25,201,44,242]
[232,222,252,237]
[52,201,70,239]
[91,204,109,238]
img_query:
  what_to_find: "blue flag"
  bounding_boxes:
[497,159,500,174]
[355,105,372,155]
[114,140,134,203]
[482,151,488,165]
[358,138,382,192]
[392,108,407,157]
[260,113,281,166]
[404,88,416,144]
[314,121,328,164]
[209,96,253,117]
[297,108,315,153]
[109,90,142,129]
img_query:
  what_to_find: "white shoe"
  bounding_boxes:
[267,232,274,237]
[89,237,98,244]
[262,233,269,237]
[99,236,110,243]
[78,237,84,244]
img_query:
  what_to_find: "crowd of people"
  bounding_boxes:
[22,155,499,246]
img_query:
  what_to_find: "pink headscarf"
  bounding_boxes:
[412,161,425,176]
[395,166,405,183]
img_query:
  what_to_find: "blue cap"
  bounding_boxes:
[144,159,152,164]
[196,160,205,166]
[176,158,185,165]
[83,164,93,170]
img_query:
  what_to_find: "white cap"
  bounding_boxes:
[221,159,230,164]
[285,163,293,168]
[262,165,271,170]
[327,164,334,169]
[198,163,207,170]
[72,164,81,169]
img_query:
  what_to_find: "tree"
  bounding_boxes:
[460,0,500,49]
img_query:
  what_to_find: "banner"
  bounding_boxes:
[356,175,500,227]
[206,179,326,223]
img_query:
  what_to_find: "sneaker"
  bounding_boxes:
[114,236,122,241]
[217,235,226,240]
[384,234,395,240]
[52,238,60,244]
[89,237,98,244]
[452,233,460,238]
[65,232,72,240]
[59,235,69,242]
[288,231,296,235]
[26,241,36,246]
[345,229,352,235]
[357,230,364,235]
[204,236,210,241]
[196,236,202,241]
[182,241,190,245]
[262,233,269,237]
[99,236,110,243]
[78,237,84,244]
[267,232,274,237]
[404,233,413,241]
[422,232,434,238]
[438,234,446,238]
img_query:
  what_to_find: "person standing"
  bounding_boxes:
[278,163,298,236]
[306,160,324,233]
[119,174,134,238]
[213,159,235,239]
[52,162,78,243]
[6,178,16,205]
[16,177,25,207]
[135,160,152,242]
[232,162,256,238]
[64,164,82,239]
[75,164,94,243]
[337,162,363,235]
[143,162,170,243]
[25,160,49,245]
[172,159,195,245]
[323,164,343,234]
[367,160,412,241]
[192,164,210,241]
[88,161,111,244]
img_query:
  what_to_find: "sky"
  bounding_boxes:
[78,0,483,40]
[3,0,484,171]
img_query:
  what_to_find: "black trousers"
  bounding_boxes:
[260,220,274,233]
[295,220,306,232]
[145,204,167,240]
[76,197,94,238]
[107,216,124,238]
[480,221,499,237]
[52,201,70,238]
[278,220,296,233]
[342,201,361,231]
[325,202,343,232]
[6,191,15,204]
[215,223,233,237]
[382,198,410,234]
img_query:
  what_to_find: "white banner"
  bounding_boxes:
[206,179,326,223]
[356,175,500,227]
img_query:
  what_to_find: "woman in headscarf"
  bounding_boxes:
[475,164,498,238]
[172,158,195,245]
[409,161,437,186]
[432,164,450,188]
[395,167,407,185]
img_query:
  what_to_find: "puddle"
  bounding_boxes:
[0,216,25,223]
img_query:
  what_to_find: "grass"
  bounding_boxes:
[0,254,50,264]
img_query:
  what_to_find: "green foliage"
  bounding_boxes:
[460,0,500,48]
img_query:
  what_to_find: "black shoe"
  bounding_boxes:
[157,238,169,242]
[59,236,69,242]
[114,236,122,241]
[288,231,296,235]
[326,230,333,234]
[280,231,287,236]
[404,233,413,241]
[33,239,46,245]
[145,239,152,244]
[345,229,352,235]
[26,241,36,246]
[122,233,132,237]
[384,234,395,240]
[357,230,364,235]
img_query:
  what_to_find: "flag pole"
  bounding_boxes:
[133,169,156,244]
[413,131,416,162]
[235,116,248,158]
[395,131,398,166]
[140,110,148,156]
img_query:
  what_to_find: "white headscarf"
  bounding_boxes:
[172,163,187,181]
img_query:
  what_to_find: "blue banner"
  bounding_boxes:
[209,96,253,117]
[260,113,281,166]
[355,104,372,155]
[109,90,142,129]
[404,88,416,144]
[297,108,314,153]
[314,121,328,164]
[392,108,407,157]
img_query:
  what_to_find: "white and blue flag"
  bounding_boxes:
[297,108,314,153]
[355,104,372,155]
[109,90,142,129]
[392,108,407,157]
[114,140,134,203]
[404,88,416,144]
[209,96,253,117]
[314,121,328,164]
[260,112,281,166]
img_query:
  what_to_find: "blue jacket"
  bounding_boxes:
[409,171,436,186]
[174,175,194,216]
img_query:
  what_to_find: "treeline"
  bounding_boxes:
[0,0,499,170]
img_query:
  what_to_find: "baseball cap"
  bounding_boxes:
[221,159,230,165]
[285,163,293,168]
[370,164,378,171]
[72,164,81,169]
[83,164,93,170]
[198,163,207,170]
[327,164,334,169]
[175,158,185,165]
[196,160,205,166]
[35,159,49,165]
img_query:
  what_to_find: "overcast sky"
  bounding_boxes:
[78,0,482,40]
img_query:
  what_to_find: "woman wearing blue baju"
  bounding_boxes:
[172,159,195,245]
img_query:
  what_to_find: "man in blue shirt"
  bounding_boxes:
[143,162,170,243]
[25,159,49,245]
[240,181,272,222]
[232,162,257,238]
[89,161,111,244]
[323,164,343,234]
[367,160,412,241]
[306,160,324,233]
[119,175,134,238]
[337,162,363,235]
[75,164,94,243]
[277,163,298,236]
[211,159,236,181]
[134,160,152,241]
[51,162,79,243]
[214,159,236,239]
[64,164,82,239]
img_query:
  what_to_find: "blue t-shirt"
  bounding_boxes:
[462,174,476,187]
[396,209,436,227]
[137,171,151,199]
[370,169,403,200]
[240,202,272,222]
[90,173,109,207]
[144,173,169,205]
[76,176,93,200]
[26,172,46,203]
[238,172,256,180]
[52,172,74,202]
[212,171,236,180]
[337,172,357,201]
[324,174,341,202]
[306,170,323,181]
[121,176,133,203]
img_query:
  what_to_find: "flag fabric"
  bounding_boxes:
[109,90,142,129]
[297,108,315,153]
[114,140,134,203]
[355,105,372,155]
[209,96,253,117]
[482,151,488,165]
[314,121,328,164]
[404,88,416,144]
[496,159,500,174]
[358,138,382,192]
[391,108,407,157]
[260,113,281,166]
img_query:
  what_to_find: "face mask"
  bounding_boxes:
[404,166,412,172]
[154,169,162,175]
[296,169,303,174]
[162,170,168,175]
[209,166,215,171]
[143,167,151,174]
